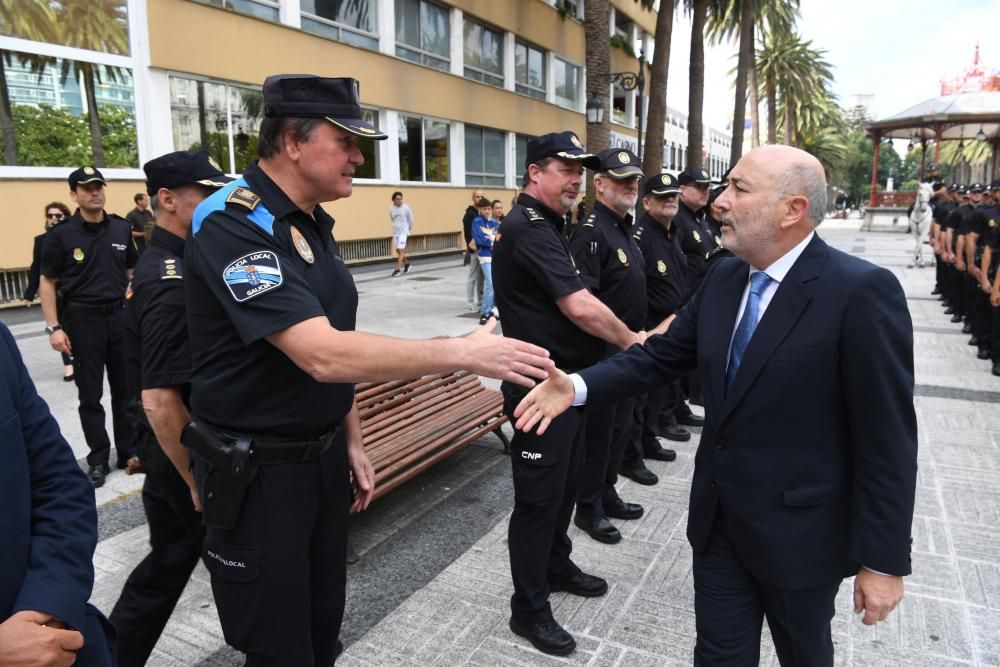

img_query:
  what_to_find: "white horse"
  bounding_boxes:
[908,182,933,268]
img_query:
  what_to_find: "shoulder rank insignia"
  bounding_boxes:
[583,214,597,228]
[160,257,182,280]
[657,259,667,275]
[525,207,545,222]
[226,187,261,212]
[693,230,702,244]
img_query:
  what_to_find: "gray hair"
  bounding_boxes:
[779,163,827,226]
[257,117,325,159]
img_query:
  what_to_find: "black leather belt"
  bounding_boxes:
[65,299,123,315]
[249,429,340,465]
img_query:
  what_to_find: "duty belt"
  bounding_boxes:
[65,299,123,315]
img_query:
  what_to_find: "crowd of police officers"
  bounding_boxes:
[33,72,739,663]
[929,178,1000,376]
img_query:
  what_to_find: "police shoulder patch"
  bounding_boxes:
[226,187,261,212]
[222,250,283,302]
[160,256,183,280]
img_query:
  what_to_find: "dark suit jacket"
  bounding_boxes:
[22,232,47,301]
[581,234,917,590]
[0,323,113,661]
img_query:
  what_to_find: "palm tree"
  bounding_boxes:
[640,0,676,175]
[57,0,130,167]
[685,0,708,169]
[0,0,57,165]
[755,31,830,146]
[583,0,611,208]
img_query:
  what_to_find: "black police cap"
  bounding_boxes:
[262,74,387,139]
[948,183,959,192]
[525,131,600,170]
[643,172,680,197]
[596,148,642,179]
[969,182,985,193]
[932,180,946,190]
[990,179,1000,191]
[144,150,234,196]
[68,166,106,189]
[677,167,712,185]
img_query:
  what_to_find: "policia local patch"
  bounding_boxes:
[223,250,283,302]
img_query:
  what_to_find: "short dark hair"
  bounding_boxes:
[521,157,555,188]
[257,117,325,159]
[491,199,502,206]
[391,191,403,200]
[134,192,146,203]
[476,197,492,208]
[44,201,71,217]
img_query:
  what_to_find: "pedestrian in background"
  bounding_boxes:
[472,196,498,325]
[23,201,75,382]
[126,193,154,255]
[389,191,414,277]
[463,189,485,311]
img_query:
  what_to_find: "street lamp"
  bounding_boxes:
[976,126,987,142]
[585,48,646,163]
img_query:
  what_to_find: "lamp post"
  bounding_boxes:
[586,48,646,163]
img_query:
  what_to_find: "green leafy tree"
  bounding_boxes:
[13,104,91,166]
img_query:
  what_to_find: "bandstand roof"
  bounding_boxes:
[864,90,1000,142]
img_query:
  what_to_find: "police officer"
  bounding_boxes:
[570,148,653,540]
[929,180,950,297]
[936,184,961,307]
[979,180,1000,373]
[109,151,232,667]
[942,185,969,323]
[955,184,984,333]
[183,75,552,666]
[968,183,998,357]
[628,173,691,458]
[674,166,722,295]
[492,131,641,656]
[40,166,138,487]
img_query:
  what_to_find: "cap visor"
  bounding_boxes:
[326,116,388,140]
[647,187,680,196]
[197,175,236,189]
[76,176,106,185]
[606,166,643,179]
[552,151,601,171]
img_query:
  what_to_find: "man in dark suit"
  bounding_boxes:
[513,145,917,665]
[0,323,115,666]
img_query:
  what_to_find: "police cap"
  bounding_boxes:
[68,166,106,189]
[677,167,712,186]
[595,148,642,179]
[525,131,600,170]
[708,184,727,205]
[643,172,680,197]
[262,74,387,139]
[990,179,1000,191]
[969,182,985,193]
[144,150,234,195]
[932,180,946,190]
[948,183,959,192]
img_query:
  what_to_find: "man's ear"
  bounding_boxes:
[782,194,809,229]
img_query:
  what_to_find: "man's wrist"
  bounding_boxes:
[44,324,62,335]
[569,373,587,406]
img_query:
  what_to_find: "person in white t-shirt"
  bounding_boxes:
[389,191,414,277]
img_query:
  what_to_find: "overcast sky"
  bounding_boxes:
[661,0,1000,132]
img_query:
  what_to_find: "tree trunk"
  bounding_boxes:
[729,0,752,166]
[783,94,794,146]
[686,0,706,169]
[584,0,611,209]
[81,63,106,167]
[0,54,18,165]
[197,80,209,152]
[766,74,777,144]
[749,50,760,148]
[641,1,674,176]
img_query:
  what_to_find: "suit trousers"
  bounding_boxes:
[693,511,839,667]
[503,385,585,622]
[577,397,635,519]
[110,468,204,667]
[193,438,350,666]
[62,305,134,467]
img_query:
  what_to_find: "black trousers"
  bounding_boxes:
[194,437,351,666]
[622,384,678,469]
[110,469,204,667]
[577,397,635,519]
[62,305,134,467]
[974,287,992,349]
[503,385,585,623]
[934,252,943,292]
[992,305,1000,362]
[693,512,839,666]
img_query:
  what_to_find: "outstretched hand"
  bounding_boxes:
[465,319,554,387]
[513,367,575,435]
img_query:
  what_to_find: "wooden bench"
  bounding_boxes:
[356,371,510,500]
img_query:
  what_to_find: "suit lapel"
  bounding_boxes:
[717,234,828,426]
[706,259,751,412]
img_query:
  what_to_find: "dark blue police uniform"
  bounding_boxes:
[969,198,998,354]
[41,187,137,473]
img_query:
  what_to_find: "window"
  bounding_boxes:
[514,41,546,100]
[169,76,264,174]
[465,126,505,186]
[463,19,503,87]
[515,134,533,174]
[197,0,279,22]
[301,0,378,50]
[395,0,450,72]
[612,82,628,125]
[1,54,137,167]
[398,115,449,182]
[553,57,580,110]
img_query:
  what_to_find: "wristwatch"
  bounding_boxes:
[45,324,62,335]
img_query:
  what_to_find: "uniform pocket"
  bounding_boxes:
[203,534,260,583]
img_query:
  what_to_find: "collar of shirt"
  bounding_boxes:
[594,201,633,232]
[640,213,674,239]
[150,225,186,257]
[517,193,567,230]
[680,201,705,221]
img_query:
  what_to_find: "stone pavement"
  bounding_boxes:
[7,219,999,665]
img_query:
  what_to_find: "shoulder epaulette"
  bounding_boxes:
[525,207,545,222]
[583,213,597,228]
[706,245,726,261]
[160,256,183,280]
[226,187,261,211]
[633,225,645,242]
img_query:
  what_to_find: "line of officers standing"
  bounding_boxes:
[929,179,1000,376]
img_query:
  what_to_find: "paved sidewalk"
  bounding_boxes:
[12,220,999,665]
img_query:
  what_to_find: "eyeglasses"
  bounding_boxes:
[46,213,65,220]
